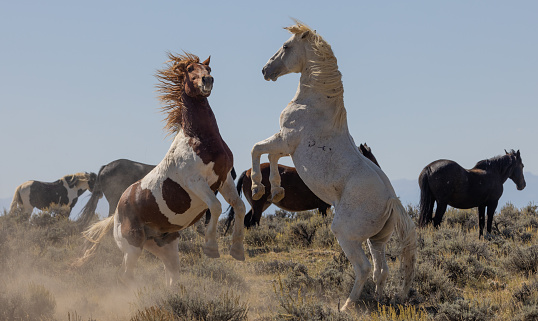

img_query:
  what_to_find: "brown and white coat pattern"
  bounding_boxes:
[76,53,246,287]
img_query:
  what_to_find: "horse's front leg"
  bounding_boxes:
[218,171,246,261]
[189,180,222,258]
[486,201,498,238]
[251,132,292,200]
[478,205,486,239]
[268,153,285,203]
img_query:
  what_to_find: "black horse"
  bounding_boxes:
[418,150,526,238]
[77,158,235,227]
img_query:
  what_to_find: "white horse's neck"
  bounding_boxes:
[290,50,348,132]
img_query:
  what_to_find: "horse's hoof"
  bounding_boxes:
[202,243,220,258]
[230,243,245,261]
[340,298,355,312]
[252,184,265,200]
[271,186,285,203]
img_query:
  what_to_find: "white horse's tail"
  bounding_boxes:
[72,214,115,267]
[388,197,417,298]
[9,185,23,214]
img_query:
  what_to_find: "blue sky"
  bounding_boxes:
[1,1,537,208]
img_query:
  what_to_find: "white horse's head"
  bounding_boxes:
[262,24,312,81]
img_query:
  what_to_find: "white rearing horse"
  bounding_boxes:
[251,20,417,311]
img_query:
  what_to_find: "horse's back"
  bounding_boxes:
[421,159,480,207]
[99,159,156,206]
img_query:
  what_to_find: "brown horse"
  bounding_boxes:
[226,143,380,229]
[74,53,246,286]
[418,149,526,238]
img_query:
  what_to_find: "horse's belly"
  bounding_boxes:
[291,142,353,205]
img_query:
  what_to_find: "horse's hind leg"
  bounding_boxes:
[144,237,181,286]
[432,202,447,227]
[336,237,371,311]
[113,215,143,286]
[118,245,143,287]
[368,237,390,301]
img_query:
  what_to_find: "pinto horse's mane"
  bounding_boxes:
[61,172,90,182]
[474,150,517,175]
[286,19,346,129]
[156,52,201,136]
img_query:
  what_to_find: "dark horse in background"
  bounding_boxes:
[77,160,236,228]
[226,143,380,229]
[418,149,526,238]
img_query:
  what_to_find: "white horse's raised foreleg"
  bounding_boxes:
[251,132,292,201]
[267,154,285,203]
[189,181,222,258]
[219,172,246,261]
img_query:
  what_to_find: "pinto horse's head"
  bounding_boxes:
[63,172,96,192]
[183,56,213,98]
[506,149,526,190]
[157,52,214,135]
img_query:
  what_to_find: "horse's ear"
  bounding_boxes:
[65,175,77,189]
[301,30,310,39]
[202,56,210,66]
[517,150,521,157]
[505,149,508,155]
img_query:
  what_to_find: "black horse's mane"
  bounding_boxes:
[473,150,517,173]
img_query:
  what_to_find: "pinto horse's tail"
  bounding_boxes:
[224,169,247,233]
[72,214,115,267]
[389,197,417,299]
[76,166,105,228]
[418,168,434,227]
[9,185,23,214]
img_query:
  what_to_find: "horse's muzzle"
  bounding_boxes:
[262,65,279,82]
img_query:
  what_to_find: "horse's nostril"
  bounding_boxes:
[202,76,213,85]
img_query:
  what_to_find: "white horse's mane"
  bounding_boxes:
[286,19,346,129]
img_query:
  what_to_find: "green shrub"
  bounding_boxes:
[434,298,496,321]
[244,225,278,247]
[288,221,317,247]
[505,245,538,275]
[414,263,457,303]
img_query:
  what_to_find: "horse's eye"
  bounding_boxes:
[187,66,194,72]
[283,45,288,50]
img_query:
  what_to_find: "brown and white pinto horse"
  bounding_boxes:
[226,143,380,228]
[75,53,246,286]
[9,172,96,217]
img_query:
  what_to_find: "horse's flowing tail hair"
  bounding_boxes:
[224,169,247,233]
[76,166,105,229]
[418,168,434,227]
[388,198,417,298]
[9,185,23,214]
[72,215,115,267]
